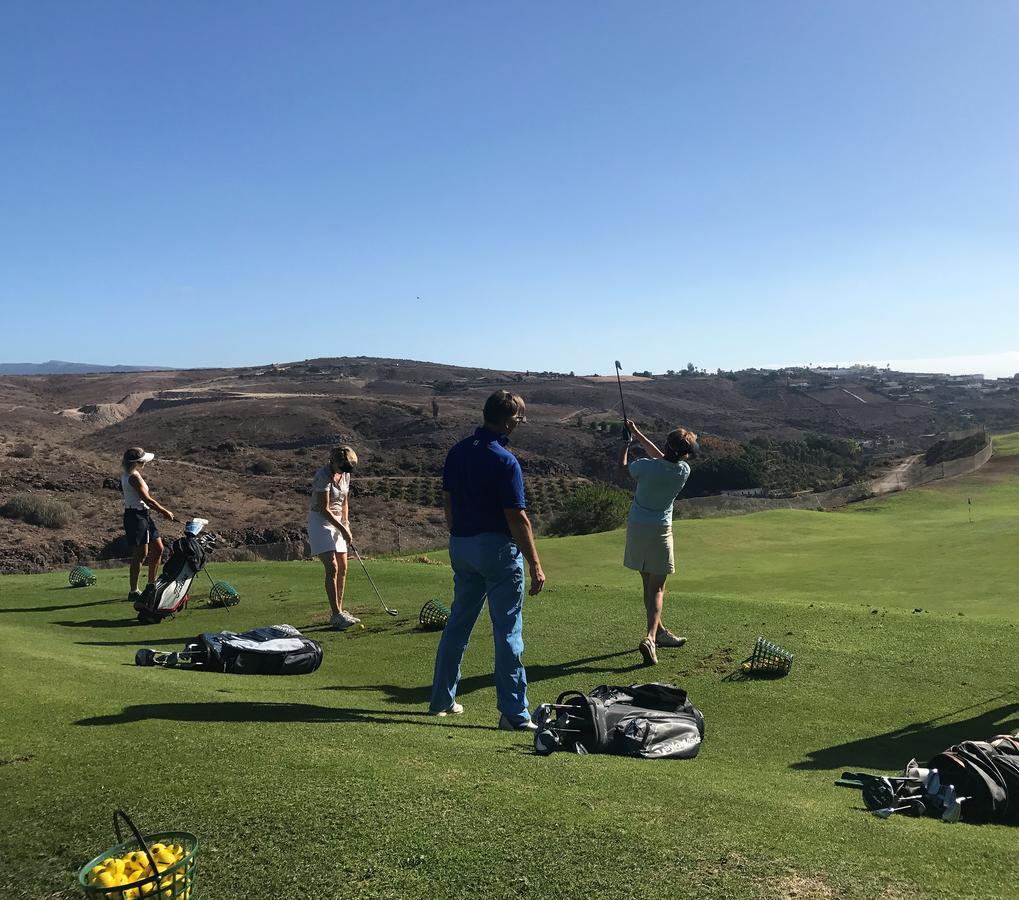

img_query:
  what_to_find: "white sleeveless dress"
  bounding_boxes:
[307,466,350,554]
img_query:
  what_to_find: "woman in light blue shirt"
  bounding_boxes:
[618,419,700,666]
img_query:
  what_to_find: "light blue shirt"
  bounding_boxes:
[627,457,691,525]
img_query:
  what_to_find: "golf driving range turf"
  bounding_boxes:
[3,437,1018,899]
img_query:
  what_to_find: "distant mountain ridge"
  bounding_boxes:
[0,360,176,375]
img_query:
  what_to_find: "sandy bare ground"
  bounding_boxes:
[157,388,332,399]
[868,454,925,493]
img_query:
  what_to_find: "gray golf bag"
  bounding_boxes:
[135,624,323,675]
[533,683,705,759]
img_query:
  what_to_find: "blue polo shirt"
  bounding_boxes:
[443,427,527,537]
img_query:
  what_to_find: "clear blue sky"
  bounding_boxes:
[2,2,1017,375]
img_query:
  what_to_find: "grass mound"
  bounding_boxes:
[1,492,75,528]
[2,437,1019,898]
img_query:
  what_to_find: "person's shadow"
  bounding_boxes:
[75,702,492,730]
[76,636,185,648]
[72,651,649,732]
[792,696,1019,771]
[52,618,141,629]
[1,596,123,614]
[321,650,645,705]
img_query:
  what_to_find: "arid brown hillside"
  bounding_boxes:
[2,357,1018,573]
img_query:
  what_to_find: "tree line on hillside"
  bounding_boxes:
[548,432,870,536]
[686,434,867,497]
[575,421,869,499]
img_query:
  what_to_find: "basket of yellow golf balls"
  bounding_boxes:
[77,810,198,899]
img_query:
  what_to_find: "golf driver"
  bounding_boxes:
[350,544,398,617]
[614,360,630,438]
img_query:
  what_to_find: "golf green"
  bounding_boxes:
[2,436,1017,898]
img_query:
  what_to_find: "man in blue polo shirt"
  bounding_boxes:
[429,390,546,730]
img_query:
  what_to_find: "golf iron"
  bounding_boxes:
[350,544,398,617]
[614,360,630,438]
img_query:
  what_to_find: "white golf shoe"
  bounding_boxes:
[639,637,658,666]
[498,714,538,732]
[329,611,359,630]
[655,627,687,648]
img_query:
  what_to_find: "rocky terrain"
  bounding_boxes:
[2,357,1018,573]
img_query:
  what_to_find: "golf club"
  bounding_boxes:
[614,360,630,438]
[942,795,966,824]
[873,806,898,819]
[873,800,924,819]
[350,544,398,617]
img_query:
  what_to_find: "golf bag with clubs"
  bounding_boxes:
[135,624,324,675]
[133,518,216,624]
[533,683,705,759]
[836,732,1019,824]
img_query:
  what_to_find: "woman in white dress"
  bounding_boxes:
[308,445,359,629]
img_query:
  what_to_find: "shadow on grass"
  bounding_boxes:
[323,650,645,705]
[1,597,124,614]
[52,617,139,629]
[78,636,186,647]
[792,696,1019,771]
[49,584,115,592]
[297,621,415,638]
[75,702,493,730]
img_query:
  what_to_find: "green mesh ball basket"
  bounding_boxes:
[741,636,793,677]
[69,566,97,588]
[78,810,198,899]
[208,581,240,607]
[419,598,450,631]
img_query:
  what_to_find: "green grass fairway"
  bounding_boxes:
[3,442,1019,899]
[992,430,1019,457]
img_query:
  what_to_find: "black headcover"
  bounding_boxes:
[160,533,210,581]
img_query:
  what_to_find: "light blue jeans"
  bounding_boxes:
[429,532,530,724]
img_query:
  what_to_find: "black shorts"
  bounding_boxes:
[123,508,160,547]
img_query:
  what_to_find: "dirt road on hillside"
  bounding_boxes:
[869,454,924,493]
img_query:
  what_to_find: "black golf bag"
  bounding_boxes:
[533,683,705,759]
[135,624,324,675]
[928,736,1019,823]
[134,531,216,624]
[836,732,1019,824]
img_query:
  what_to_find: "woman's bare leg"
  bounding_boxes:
[320,551,339,614]
[129,546,146,593]
[642,572,667,643]
[334,551,348,612]
[145,537,164,584]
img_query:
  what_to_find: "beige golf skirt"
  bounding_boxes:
[307,511,348,556]
[623,522,675,575]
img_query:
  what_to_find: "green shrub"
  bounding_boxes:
[9,443,34,458]
[1,493,75,528]
[250,458,276,475]
[547,483,630,536]
[925,432,987,466]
